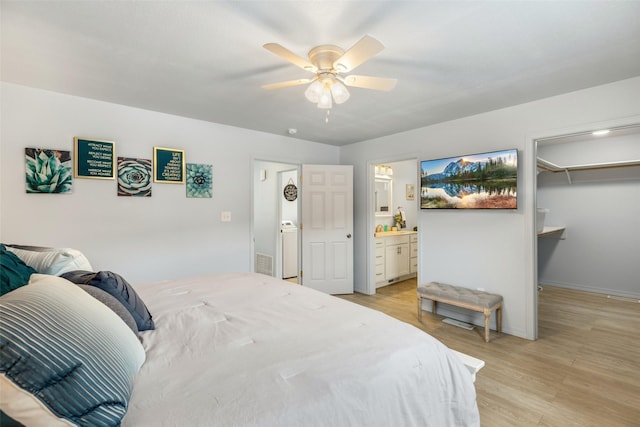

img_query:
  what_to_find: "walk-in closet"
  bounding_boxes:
[536,125,640,300]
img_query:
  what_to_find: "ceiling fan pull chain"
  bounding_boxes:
[325,109,330,124]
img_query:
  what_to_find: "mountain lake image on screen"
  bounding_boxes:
[420,149,518,209]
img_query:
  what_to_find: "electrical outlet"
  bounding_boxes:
[221,211,231,222]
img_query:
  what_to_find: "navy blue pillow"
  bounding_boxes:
[1,244,37,296]
[61,270,154,331]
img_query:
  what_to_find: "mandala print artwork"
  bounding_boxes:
[186,163,212,198]
[25,148,73,193]
[117,157,152,197]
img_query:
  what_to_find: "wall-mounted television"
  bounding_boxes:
[420,148,518,209]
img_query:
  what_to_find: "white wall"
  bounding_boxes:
[0,83,338,284]
[340,76,640,339]
[537,131,640,298]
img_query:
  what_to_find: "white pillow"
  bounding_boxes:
[5,246,93,275]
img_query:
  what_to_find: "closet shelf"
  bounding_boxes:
[538,226,566,239]
[536,157,640,172]
[537,157,640,184]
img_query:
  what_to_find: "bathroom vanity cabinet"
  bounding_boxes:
[374,231,417,288]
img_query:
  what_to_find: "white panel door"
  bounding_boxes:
[301,164,353,294]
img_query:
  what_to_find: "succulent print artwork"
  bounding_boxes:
[25,148,73,194]
[117,157,152,197]
[186,163,212,198]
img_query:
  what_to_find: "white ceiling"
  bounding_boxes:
[2,1,640,146]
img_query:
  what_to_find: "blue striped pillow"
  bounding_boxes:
[0,274,145,427]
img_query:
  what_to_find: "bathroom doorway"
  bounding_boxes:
[367,157,419,295]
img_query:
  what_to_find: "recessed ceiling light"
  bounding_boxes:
[287,128,297,135]
[592,129,610,136]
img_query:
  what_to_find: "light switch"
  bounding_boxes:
[221,211,232,222]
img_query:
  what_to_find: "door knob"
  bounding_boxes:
[347,233,352,239]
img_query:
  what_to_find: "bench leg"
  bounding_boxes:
[418,298,438,323]
[497,304,502,333]
[483,308,491,343]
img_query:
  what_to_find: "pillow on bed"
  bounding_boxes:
[0,274,145,427]
[0,245,37,296]
[0,410,26,427]
[77,284,139,335]
[61,270,155,332]
[4,245,93,276]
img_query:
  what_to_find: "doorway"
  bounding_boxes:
[279,169,299,282]
[252,161,355,294]
[367,157,419,295]
[532,122,640,338]
[253,160,300,280]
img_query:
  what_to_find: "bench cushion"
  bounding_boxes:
[418,282,502,308]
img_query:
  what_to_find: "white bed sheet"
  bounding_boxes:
[123,273,480,427]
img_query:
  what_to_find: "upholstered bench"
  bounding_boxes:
[417,282,503,342]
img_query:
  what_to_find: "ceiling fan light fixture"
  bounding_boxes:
[317,88,333,109]
[304,80,323,103]
[330,81,350,104]
[263,35,396,114]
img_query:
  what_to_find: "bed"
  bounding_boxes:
[1,245,481,426]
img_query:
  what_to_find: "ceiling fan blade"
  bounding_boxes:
[263,43,317,72]
[343,75,397,91]
[333,35,384,72]
[261,78,315,90]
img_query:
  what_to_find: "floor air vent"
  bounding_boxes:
[255,252,273,277]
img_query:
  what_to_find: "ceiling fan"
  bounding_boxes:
[261,35,397,110]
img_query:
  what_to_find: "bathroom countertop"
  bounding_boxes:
[374,230,417,238]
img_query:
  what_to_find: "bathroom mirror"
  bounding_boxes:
[375,178,392,216]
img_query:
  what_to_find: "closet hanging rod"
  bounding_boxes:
[536,157,640,173]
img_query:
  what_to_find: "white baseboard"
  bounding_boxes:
[538,280,640,300]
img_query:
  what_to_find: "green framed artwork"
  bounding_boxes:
[25,148,73,193]
[74,137,115,179]
[153,147,185,184]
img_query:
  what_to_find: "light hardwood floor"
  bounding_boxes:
[338,279,640,426]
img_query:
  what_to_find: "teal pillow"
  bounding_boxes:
[0,245,37,296]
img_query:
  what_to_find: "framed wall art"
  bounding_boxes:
[153,147,185,184]
[25,148,73,194]
[74,137,115,179]
[406,184,415,200]
[118,157,152,197]
[186,163,213,198]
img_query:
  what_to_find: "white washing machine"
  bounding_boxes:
[281,220,298,279]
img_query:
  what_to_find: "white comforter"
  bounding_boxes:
[123,273,480,427]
